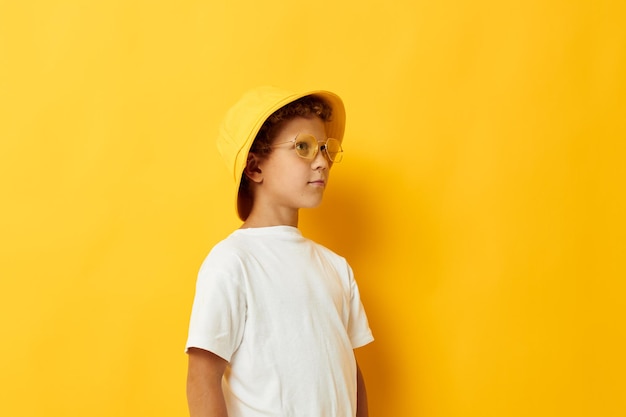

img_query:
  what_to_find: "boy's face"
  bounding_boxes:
[253,116,332,214]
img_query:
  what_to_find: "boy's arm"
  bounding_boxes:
[187,347,229,417]
[356,360,369,417]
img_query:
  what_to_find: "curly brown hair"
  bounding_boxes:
[249,95,333,155]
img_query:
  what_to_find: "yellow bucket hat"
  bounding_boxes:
[216,86,346,221]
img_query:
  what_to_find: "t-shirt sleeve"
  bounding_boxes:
[185,246,246,361]
[346,265,374,349]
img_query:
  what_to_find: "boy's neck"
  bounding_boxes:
[240,208,299,229]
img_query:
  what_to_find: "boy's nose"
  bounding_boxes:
[312,147,330,170]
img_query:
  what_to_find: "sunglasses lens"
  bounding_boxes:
[325,138,343,163]
[294,134,317,159]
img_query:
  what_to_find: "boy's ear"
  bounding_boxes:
[243,153,263,183]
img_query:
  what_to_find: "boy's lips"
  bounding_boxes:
[308,179,326,186]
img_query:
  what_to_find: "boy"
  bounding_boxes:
[186,86,374,417]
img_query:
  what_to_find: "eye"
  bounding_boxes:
[295,141,310,152]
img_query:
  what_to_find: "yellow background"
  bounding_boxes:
[1,1,624,416]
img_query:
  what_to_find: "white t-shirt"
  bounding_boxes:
[186,226,374,417]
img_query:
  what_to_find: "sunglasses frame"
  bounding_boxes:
[272,133,344,163]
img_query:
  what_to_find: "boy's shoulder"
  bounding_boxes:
[203,230,249,261]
